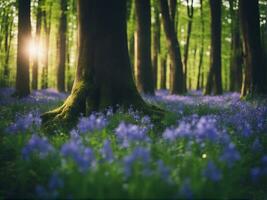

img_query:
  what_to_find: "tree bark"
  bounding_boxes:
[41,2,52,89]
[240,0,267,97]
[152,0,160,89]
[160,0,184,94]
[57,0,67,92]
[229,0,243,92]
[197,0,204,90]
[135,0,155,95]
[42,0,163,128]
[204,0,223,95]
[15,0,31,97]
[32,0,42,90]
[160,55,167,89]
[183,0,194,92]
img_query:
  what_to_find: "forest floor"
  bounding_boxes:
[0,87,267,199]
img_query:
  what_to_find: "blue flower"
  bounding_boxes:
[250,167,261,182]
[202,161,222,182]
[123,147,151,177]
[22,134,54,160]
[251,138,263,152]
[220,143,241,167]
[76,114,108,134]
[179,178,193,199]
[156,160,170,182]
[100,139,113,162]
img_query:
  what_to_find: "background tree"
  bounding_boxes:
[57,0,67,92]
[42,0,162,126]
[152,0,160,89]
[205,0,223,95]
[31,0,42,90]
[229,0,243,92]
[135,0,155,94]
[240,0,267,97]
[15,0,31,97]
[160,0,184,94]
[183,0,194,92]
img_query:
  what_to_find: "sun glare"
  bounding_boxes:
[28,39,44,59]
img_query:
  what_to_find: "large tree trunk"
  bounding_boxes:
[15,0,31,97]
[152,0,160,89]
[42,0,163,128]
[160,0,184,94]
[240,0,267,97]
[229,0,243,92]
[183,0,194,92]
[57,0,67,92]
[135,0,155,95]
[204,0,222,95]
[32,0,42,90]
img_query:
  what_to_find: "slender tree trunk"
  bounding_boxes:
[160,0,184,94]
[204,0,222,95]
[183,0,194,92]
[32,0,42,90]
[160,55,167,89]
[15,0,31,97]
[57,0,67,92]
[152,0,160,89]
[135,0,155,94]
[41,2,52,89]
[240,0,267,96]
[197,0,204,90]
[42,0,163,127]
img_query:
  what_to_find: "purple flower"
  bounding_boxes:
[61,139,95,171]
[123,147,151,177]
[22,134,54,160]
[251,138,263,152]
[6,111,41,134]
[250,167,261,182]
[179,178,193,199]
[115,122,150,147]
[220,143,241,167]
[202,161,222,182]
[76,114,108,134]
[48,172,64,190]
[156,160,170,182]
[100,139,113,162]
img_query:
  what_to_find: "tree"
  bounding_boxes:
[204,0,223,95]
[152,0,160,89]
[229,0,243,92]
[183,0,194,92]
[15,0,31,97]
[240,0,267,97]
[57,0,67,92]
[32,0,42,90]
[196,0,204,90]
[42,0,162,126]
[41,1,52,89]
[135,0,155,94]
[160,0,184,94]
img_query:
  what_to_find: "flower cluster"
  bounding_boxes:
[22,134,54,160]
[115,122,150,147]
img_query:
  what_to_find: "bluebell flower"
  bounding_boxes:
[123,147,150,177]
[220,143,241,167]
[202,161,222,182]
[250,167,261,182]
[76,114,108,134]
[179,178,193,199]
[251,138,263,152]
[100,139,113,162]
[6,111,41,134]
[156,160,170,182]
[115,122,150,147]
[22,134,54,160]
[48,172,64,190]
